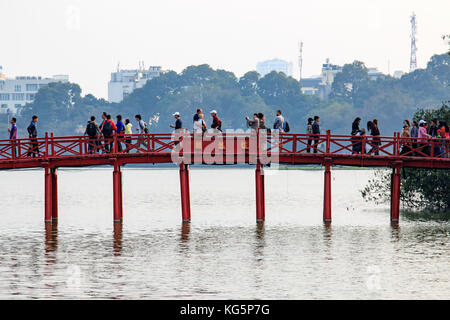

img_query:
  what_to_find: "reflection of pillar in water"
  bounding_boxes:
[180,222,190,242]
[113,222,123,255]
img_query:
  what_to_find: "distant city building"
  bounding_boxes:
[256,58,293,77]
[0,66,69,114]
[300,77,321,96]
[317,59,343,98]
[300,60,385,98]
[108,65,164,103]
[368,67,384,81]
[393,70,405,79]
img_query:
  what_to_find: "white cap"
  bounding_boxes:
[419,119,426,125]
[173,112,180,116]
[210,110,217,114]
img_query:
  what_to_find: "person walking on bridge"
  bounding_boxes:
[8,117,17,157]
[27,115,39,157]
[312,116,320,153]
[351,117,362,154]
[135,114,148,151]
[101,114,116,153]
[367,120,380,155]
[124,119,133,153]
[85,116,100,154]
[116,115,125,152]
[306,118,313,153]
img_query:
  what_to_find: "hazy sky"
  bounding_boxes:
[1,0,449,98]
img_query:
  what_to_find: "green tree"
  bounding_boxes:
[330,60,369,105]
[239,71,260,96]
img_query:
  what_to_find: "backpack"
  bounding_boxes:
[284,121,290,133]
[102,120,112,137]
[86,122,97,137]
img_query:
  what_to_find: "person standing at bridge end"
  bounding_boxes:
[27,115,39,157]
[312,116,320,153]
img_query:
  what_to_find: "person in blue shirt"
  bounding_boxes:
[170,112,183,130]
[116,114,125,152]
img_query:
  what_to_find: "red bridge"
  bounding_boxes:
[1,130,449,225]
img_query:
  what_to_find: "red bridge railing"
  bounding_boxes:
[0,131,449,163]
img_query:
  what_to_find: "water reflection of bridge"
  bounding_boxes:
[1,130,449,225]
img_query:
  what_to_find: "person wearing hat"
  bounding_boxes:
[210,110,222,132]
[170,112,183,130]
[417,120,431,156]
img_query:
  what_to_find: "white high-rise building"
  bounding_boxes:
[0,66,69,114]
[256,58,293,77]
[108,65,164,103]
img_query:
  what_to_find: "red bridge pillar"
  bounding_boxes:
[44,167,58,223]
[390,166,401,223]
[255,162,265,222]
[179,163,191,222]
[51,168,58,221]
[323,162,332,224]
[113,164,123,222]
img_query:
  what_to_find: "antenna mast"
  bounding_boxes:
[409,12,418,72]
[298,41,303,82]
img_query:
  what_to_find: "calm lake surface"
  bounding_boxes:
[0,167,448,299]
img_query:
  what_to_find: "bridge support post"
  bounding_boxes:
[113,164,123,222]
[179,163,191,222]
[44,167,58,223]
[51,168,58,221]
[390,166,401,224]
[323,163,332,224]
[255,162,265,223]
[44,167,52,222]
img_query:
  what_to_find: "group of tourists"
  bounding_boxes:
[400,119,450,157]
[6,111,449,157]
[348,117,381,155]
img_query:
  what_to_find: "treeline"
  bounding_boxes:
[7,52,449,138]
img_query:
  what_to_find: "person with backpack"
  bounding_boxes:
[27,115,39,157]
[85,116,101,154]
[135,114,148,151]
[116,115,125,152]
[100,114,116,153]
[273,110,285,133]
[210,110,222,132]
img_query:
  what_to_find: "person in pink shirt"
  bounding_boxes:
[417,120,431,156]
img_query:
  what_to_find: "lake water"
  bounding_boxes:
[0,167,448,299]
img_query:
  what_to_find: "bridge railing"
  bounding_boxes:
[0,131,449,163]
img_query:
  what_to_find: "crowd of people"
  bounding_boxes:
[5,110,449,157]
